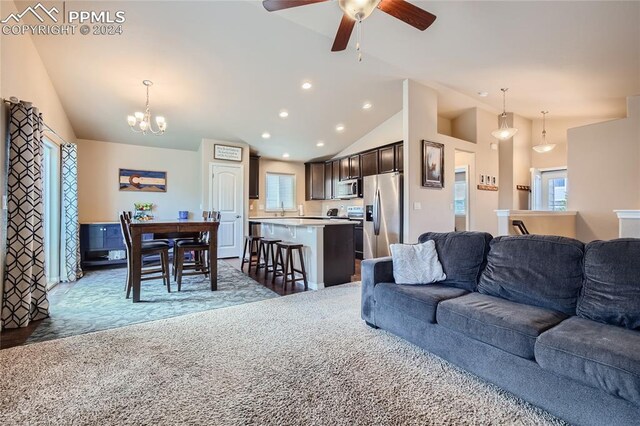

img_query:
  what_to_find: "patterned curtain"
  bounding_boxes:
[60,143,83,282]
[2,102,49,328]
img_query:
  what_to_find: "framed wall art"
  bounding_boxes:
[119,169,167,192]
[422,140,444,189]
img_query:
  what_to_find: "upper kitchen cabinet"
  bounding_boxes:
[305,162,326,200]
[324,162,333,200]
[349,155,361,179]
[360,150,379,177]
[394,143,403,172]
[378,146,395,174]
[331,160,340,199]
[249,155,260,199]
[339,157,350,181]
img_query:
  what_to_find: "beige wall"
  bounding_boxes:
[77,139,200,222]
[334,111,402,158]
[451,109,477,144]
[530,117,610,170]
[567,96,640,242]
[249,158,323,217]
[498,113,532,210]
[402,80,500,242]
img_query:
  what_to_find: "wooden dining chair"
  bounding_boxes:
[119,212,171,297]
[173,211,218,290]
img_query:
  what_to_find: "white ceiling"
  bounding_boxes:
[24,1,640,160]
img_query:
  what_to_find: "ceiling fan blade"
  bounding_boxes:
[262,0,329,12]
[331,14,356,52]
[377,0,437,31]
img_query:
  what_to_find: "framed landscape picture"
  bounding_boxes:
[119,169,167,192]
[422,140,444,188]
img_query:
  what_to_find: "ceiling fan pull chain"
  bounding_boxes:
[356,18,362,62]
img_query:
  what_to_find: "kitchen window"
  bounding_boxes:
[265,172,296,211]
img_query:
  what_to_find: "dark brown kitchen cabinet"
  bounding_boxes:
[332,160,340,199]
[305,162,325,200]
[249,155,260,199]
[360,150,379,177]
[378,146,395,174]
[349,155,361,179]
[324,162,333,200]
[339,157,350,181]
[394,143,403,172]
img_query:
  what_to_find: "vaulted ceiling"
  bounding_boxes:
[23,1,640,160]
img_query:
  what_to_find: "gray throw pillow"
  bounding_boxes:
[390,240,446,285]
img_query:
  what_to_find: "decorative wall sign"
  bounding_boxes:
[422,140,444,189]
[119,169,167,192]
[214,144,243,162]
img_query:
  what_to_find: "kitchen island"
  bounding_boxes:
[248,218,355,289]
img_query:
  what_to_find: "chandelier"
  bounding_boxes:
[127,80,166,136]
[491,88,518,141]
[532,111,556,153]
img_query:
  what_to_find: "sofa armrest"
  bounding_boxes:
[361,256,394,326]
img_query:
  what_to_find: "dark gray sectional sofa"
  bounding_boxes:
[361,232,640,426]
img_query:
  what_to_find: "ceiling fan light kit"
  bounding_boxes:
[532,110,556,153]
[127,80,166,136]
[491,88,518,141]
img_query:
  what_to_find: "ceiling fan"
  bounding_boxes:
[262,0,436,58]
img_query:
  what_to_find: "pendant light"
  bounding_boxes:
[491,88,518,140]
[532,111,556,153]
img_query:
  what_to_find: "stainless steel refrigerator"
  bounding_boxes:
[363,172,403,259]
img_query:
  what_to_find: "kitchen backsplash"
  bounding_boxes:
[248,199,363,217]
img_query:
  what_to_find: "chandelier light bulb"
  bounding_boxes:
[127,115,137,126]
[139,120,148,131]
[134,112,144,120]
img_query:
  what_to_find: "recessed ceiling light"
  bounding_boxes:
[279,110,289,118]
[362,102,372,110]
[261,132,271,139]
[336,124,345,132]
[282,153,290,158]
[301,81,312,90]
[316,141,325,147]
[478,91,489,97]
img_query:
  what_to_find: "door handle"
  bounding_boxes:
[373,189,381,236]
[236,215,241,219]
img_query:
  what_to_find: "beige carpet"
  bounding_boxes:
[0,283,564,425]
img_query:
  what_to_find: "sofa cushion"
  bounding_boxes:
[417,231,493,291]
[374,283,467,324]
[437,293,567,359]
[577,239,640,330]
[535,316,640,405]
[477,235,584,315]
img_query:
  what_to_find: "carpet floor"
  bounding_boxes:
[25,260,277,344]
[0,283,564,425]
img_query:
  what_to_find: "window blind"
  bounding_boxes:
[265,173,296,211]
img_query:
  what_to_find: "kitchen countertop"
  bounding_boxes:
[249,218,355,227]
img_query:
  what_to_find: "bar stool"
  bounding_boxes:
[272,241,308,290]
[256,238,281,278]
[241,235,262,273]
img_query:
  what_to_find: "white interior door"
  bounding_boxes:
[210,163,244,258]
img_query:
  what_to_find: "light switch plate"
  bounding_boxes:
[413,202,422,210]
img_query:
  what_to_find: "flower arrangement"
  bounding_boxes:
[134,202,154,221]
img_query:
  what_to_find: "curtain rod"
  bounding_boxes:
[2,96,71,145]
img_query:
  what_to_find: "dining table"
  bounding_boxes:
[128,219,220,303]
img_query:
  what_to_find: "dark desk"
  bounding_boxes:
[128,220,219,303]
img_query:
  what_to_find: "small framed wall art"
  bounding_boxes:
[422,140,444,189]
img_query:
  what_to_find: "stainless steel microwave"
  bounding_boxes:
[335,179,361,199]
